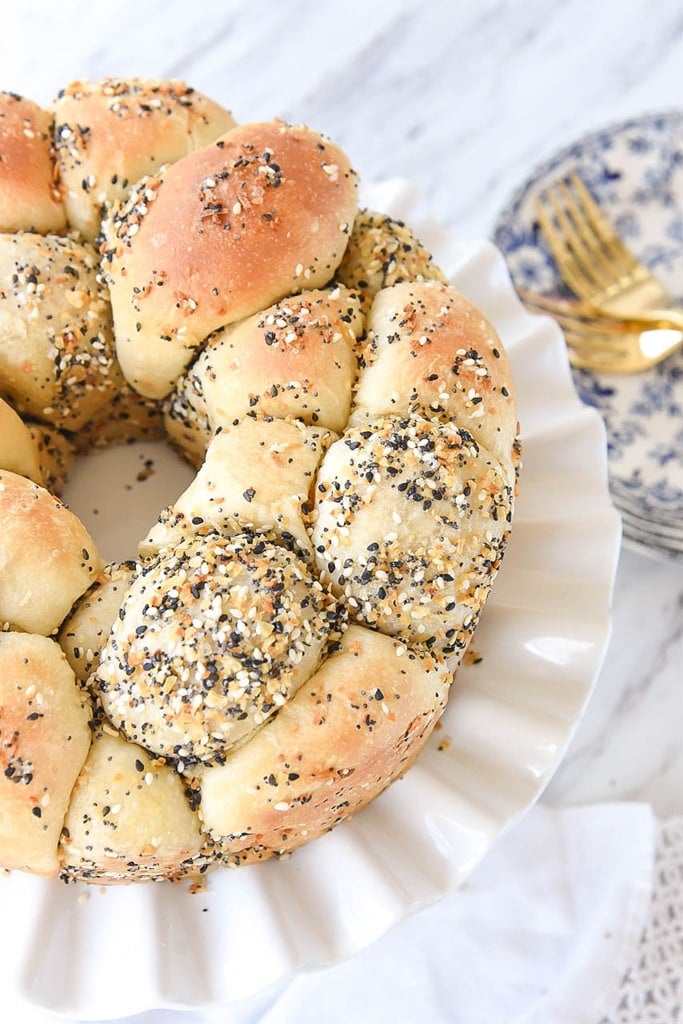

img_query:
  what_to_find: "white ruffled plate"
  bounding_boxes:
[0,180,622,1021]
[492,111,683,561]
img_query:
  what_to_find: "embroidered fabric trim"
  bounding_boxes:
[600,816,683,1023]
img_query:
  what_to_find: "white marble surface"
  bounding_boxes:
[545,546,683,816]
[1,0,683,1020]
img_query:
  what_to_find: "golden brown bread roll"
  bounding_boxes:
[0,470,102,634]
[24,420,77,493]
[164,286,364,461]
[311,413,513,655]
[0,91,66,234]
[101,120,359,398]
[198,624,451,864]
[0,398,77,494]
[60,729,208,883]
[58,561,138,683]
[52,78,236,241]
[93,528,343,765]
[0,395,44,483]
[336,208,447,313]
[351,280,520,485]
[0,632,92,876]
[0,231,120,431]
[142,416,335,559]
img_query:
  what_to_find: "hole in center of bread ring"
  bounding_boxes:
[61,439,195,563]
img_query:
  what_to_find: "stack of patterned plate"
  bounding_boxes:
[493,110,683,562]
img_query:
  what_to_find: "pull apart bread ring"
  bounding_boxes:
[0,78,520,884]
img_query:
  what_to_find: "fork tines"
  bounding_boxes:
[534,172,647,298]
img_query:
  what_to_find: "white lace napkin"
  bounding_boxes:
[599,815,683,1024]
[8,801,662,1024]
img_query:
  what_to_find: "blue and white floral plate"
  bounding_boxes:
[493,111,683,562]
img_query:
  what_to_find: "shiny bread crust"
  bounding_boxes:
[0,632,92,876]
[101,120,359,398]
[52,77,236,241]
[0,91,66,234]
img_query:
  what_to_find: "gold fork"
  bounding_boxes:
[535,172,683,329]
[518,288,683,333]
[517,289,683,373]
[563,324,683,374]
